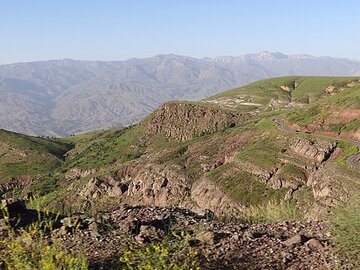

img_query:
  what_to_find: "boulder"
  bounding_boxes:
[134,225,164,243]
[305,238,324,251]
[283,234,308,247]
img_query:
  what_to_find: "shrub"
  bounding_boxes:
[0,205,88,270]
[119,232,200,270]
[239,199,303,224]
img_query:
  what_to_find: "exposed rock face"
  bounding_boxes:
[290,139,337,163]
[236,160,277,182]
[306,162,353,210]
[126,164,191,206]
[66,132,342,218]
[0,176,36,196]
[62,128,345,220]
[62,158,241,217]
[78,177,127,199]
[146,102,249,141]
[121,163,240,215]
[65,168,99,181]
[324,79,360,95]
[325,85,336,94]
[191,178,245,215]
[280,80,300,92]
[116,164,138,180]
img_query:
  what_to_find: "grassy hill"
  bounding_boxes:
[0,129,73,178]
[208,76,359,109]
[2,76,360,216]
[284,78,360,135]
[1,77,350,218]
[208,76,360,136]
[3,76,360,267]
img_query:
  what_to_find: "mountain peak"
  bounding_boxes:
[261,50,287,58]
[250,51,288,61]
[213,51,289,63]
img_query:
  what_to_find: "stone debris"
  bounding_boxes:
[55,204,340,269]
[0,201,342,269]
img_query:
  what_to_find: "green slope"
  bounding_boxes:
[208,76,360,110]
[3,76,360,219]
[0,129,73,177]
[279,79,360,135]
[2,76,360,267]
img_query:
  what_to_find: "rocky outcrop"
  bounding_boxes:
[0,176,36,196]
[324,79,360,95]
[125,164,191,206]
[65,168,99,181]
[280,80,300,92]
[235,160,306,195]
[146,102,250,141]
[123,162,248,216]
[325,85,336,94]
[290,139,337,163]
[191,178,245,216]
[78,177,127,200]
[68,160,246,217]
[235,160,277,183]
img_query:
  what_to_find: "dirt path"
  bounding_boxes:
[271,117,360,170]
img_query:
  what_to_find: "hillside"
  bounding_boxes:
[1,53,360,136]
[0,129,73,195]
[2,76,360,268]
[1,77,354,216]
[284,78,360,139]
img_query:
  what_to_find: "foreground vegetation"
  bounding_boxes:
[0,206,88,270]
[120,232,200,270]
[331,192,360,267]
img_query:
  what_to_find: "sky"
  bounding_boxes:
[0,0,360,64]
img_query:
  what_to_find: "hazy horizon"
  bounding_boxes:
[1,0,360,65]
[1,50,360,66]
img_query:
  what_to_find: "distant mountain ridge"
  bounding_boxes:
[1,51,360,136]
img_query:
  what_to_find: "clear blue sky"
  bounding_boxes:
[0,0,359,64]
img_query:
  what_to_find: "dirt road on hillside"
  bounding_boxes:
[271,117,360,170]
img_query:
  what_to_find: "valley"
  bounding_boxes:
[3,0,360,268]
[1,53,360,136]
[1,76,360,268]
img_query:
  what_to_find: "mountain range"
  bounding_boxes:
[1,51,360,136]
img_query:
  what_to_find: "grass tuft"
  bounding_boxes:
[239,199,303,224]
[330,193,360,267]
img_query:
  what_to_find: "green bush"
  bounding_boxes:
[239,199,303,224]
[0,205,88,270]
[119,232,200,270]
